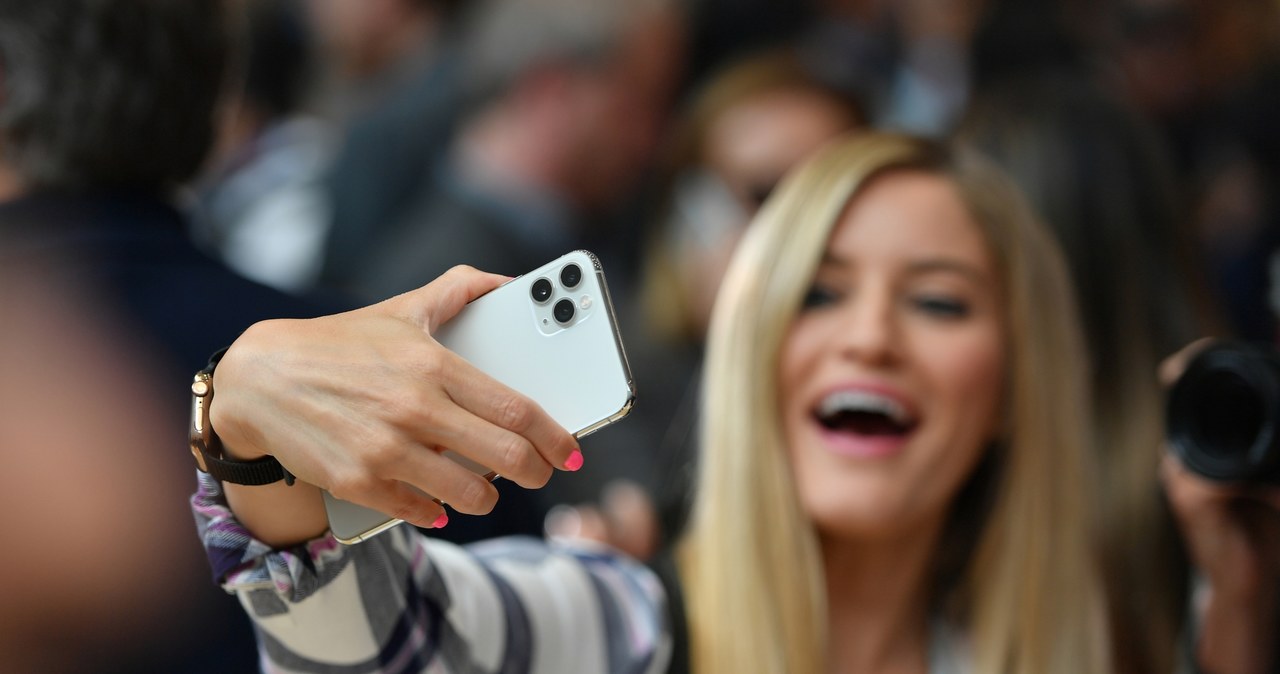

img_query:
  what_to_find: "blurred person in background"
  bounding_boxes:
[966,10,1280,668]
[321,0,684,301]
[641,48,865,350]
[192,0,333,293]
[961,60,1280,671]
[189,133,1112,673]
[684,0,986,136]
[0,257,190,673]
[310,0,468,288]
[1108,0,1280,342]
[305,0,460,118]
[975,4,1280,667]
[0,0,343,669]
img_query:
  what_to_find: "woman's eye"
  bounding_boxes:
[801,284,840,310]
[912,295,970,319]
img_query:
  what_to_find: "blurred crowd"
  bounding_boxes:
[1,0,1278,672]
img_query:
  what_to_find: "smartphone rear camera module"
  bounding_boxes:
[531,278,554,303]
[560,264,582,289]
[553,298,576,324]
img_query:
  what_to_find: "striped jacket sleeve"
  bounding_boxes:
[192,472,672,674]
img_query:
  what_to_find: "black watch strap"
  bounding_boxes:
[191,347,294,486]
[197,441,292,485]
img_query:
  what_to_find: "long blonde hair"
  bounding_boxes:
[678,133,1110,673]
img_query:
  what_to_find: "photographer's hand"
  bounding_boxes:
[210,266,582,548]
[1160,340,1280,674]
[1161,455,1280,674]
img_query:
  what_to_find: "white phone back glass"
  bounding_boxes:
[322,250,635,543]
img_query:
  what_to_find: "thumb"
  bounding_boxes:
[385,265,512,332]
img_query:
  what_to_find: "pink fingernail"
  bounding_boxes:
[564,450,584,472]
[431,512,449,529]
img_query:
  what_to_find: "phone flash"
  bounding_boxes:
[580,295,593,310]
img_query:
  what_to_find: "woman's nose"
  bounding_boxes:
[837,291,898,365]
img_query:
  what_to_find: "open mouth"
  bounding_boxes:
[814,390,918,437]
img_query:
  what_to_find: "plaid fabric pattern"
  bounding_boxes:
[192,472,672,674]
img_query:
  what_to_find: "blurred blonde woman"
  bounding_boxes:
[679,133,1110,673]
[191,133,1109,673]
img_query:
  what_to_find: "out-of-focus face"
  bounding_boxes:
[778,171,1005,542]
[678,89,859,337]
[565,10,683,211]
[706,88,858,212]
[305,0,378,74]
[304,0,419,78]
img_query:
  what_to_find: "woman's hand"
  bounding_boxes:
[210,266,581,547]
[1160,340,1280,674]
[544,479,661,560]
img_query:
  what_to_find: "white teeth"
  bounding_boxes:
[817,390,912,425]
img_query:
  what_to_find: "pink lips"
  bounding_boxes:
[815,424,912,458]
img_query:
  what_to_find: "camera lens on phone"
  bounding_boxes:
[553,298,575,324]
[560,263,582,289]
[531,278,553,303]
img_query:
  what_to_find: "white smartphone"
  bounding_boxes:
[322,250,636,543]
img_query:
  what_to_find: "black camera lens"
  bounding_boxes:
[560,263,582,289]
[1166,341,1280,485]
[553,298,575,324]
[531,278,553,303]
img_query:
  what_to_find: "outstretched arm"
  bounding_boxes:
[189,265,671,673]
[207,264,582,547]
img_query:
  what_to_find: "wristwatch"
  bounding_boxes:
[189,347,294,486]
